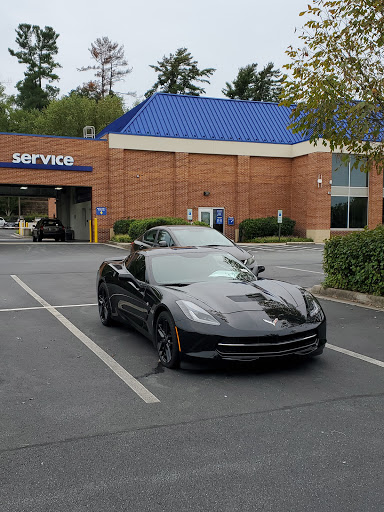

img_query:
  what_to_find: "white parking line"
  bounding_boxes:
[10,275,160,404]
[276,266,324,274]
[327,344,384,368]
[0,304,97,312]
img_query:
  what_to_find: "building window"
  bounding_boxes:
[332,154,368,187]
[331,196,368,229]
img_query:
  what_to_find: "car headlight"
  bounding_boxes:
[302,290,324,321]
[245,255,255,266]
[176,300,220,325]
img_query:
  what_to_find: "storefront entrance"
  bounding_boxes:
[198,207,225,233]
[0,185,92,241]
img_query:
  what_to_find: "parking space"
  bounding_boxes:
[240,243,325,288]
[1,243,383,511]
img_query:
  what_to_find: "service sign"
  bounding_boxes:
[13,153,74,166]
[96,207,107,216]
[0,153,92,172]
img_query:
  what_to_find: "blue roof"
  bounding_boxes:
[97,93,307,145]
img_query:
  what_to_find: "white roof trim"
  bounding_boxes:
[108,134,331,158]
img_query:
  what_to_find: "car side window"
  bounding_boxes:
[157,230,175,246]
[126,254,147,282]
[143,230,157,244]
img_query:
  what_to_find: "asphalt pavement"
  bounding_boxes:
[0,242,383,512]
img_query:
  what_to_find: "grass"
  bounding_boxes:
[110,234,132,243]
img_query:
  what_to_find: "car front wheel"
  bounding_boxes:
[98,283,113,326]
[155,311,180,369]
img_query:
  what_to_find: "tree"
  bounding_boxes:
[223,62,282,102]
[70,81,102,101]
[0,84,14,132]
[78,37,132,98]
[8,24,61,110]
[35,94,125,137]
[145,48,215,97]
[0,197,18,217]
[281,0,384,173]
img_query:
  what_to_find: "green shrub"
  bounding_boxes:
[323,225,384,296]
[113,218,135,235]
[248,236,313,243]
[111,234,132,243]
[192,220,210,226]
[239,217,296,241]
[128,217,190,239]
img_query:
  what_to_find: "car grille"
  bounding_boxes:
[216,330,318,359]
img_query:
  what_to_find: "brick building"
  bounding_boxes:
[0,93,383,242]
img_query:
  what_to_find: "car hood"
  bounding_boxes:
[202,245,250,262]
[165,279,308,326]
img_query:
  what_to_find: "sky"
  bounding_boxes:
[1,0,307,108]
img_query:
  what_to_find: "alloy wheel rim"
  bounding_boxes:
[157,319,172,363]
[98,290,108,322]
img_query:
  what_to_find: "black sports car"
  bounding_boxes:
[132,225,258,273]
[97,247,326,368]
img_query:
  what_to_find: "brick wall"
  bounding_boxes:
[1,133,382,243]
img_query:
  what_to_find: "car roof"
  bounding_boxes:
[137,246,229,257]
[148,225,213,231]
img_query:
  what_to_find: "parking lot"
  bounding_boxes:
[1,241,383,511]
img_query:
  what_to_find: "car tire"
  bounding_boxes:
[155,311,180,369]
[98,283,113,326]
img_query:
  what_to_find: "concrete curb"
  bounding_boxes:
[108,242,132,249]
[310,285,384,309]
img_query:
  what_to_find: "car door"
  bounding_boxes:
[134,229,158,251]
[156,229,175,247]
[116,253,150,329]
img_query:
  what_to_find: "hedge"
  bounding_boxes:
[112,217,211,240]
[113,218,136,235]
[239,217,296,241]
[323,225,384,296]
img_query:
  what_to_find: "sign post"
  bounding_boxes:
[277,210,283,241]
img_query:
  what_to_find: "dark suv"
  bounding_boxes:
[32,218,66,242]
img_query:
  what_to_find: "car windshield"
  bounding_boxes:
[173,228,233,247]
[150,251,256,285]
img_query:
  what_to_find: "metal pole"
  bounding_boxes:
[278,224,281,241]
[94,218,98,243]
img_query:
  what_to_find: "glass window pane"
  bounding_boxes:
[127,254,146,282]
[200,211,211,225]
[143,230,157,243]
[331,196,348,228]
[349,197,368,228]
[332,154,349,186]
[350,156,368,187]
[157,230,173,246]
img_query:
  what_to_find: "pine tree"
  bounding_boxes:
[145,48,215,97]
[78,37,132,98]
[8,24,61,110]
[223,62,282,102]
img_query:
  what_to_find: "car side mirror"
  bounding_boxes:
[158,240,168,247]
[256,265,265,275]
